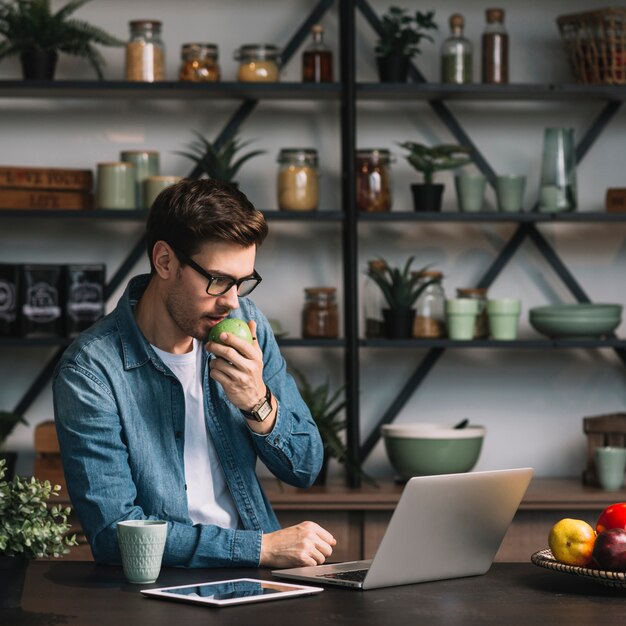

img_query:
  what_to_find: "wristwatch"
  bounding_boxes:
[241,386,273,422]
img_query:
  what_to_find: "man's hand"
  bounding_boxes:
[260,521,336,568]
[207,320,276,428]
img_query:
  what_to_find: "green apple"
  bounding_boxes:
[208,318,253,345]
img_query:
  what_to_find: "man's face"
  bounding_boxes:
[164,241,257,342]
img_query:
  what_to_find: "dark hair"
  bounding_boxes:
[145,178,268,271]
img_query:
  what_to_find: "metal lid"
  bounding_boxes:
[181,43,219,58]
[235,44,281,61]
[413,270,443,280]
[278,148,318,166]
[356,148,392,163]
[129,19,162,29]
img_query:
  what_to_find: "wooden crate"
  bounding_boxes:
[583,413,626,485]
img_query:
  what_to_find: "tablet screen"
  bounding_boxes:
[141,578,323,607]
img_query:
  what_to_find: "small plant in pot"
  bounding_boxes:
[398,141,472,212]
[0,0,123,80]
[0,410,27,481]
[0,458,77,608]
[365,256,440,339]
[291,368,374,486]
[374,6,437,82]
[175,130,265,188]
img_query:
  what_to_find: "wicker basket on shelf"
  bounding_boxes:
[557,7,626,84]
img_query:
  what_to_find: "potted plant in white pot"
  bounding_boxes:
[0,458,77,608]
[0,0,123,80]
[374,6,437,82]
[398,141,472,212]
[365,256,440,339]
[0,410,27,480]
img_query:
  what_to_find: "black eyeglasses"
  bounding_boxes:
[171,246,262,297]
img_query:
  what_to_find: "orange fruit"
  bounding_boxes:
[548,518,596,566]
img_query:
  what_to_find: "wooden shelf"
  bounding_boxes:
[358,211,626,222]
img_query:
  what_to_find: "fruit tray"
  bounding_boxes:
[531,549,626,589]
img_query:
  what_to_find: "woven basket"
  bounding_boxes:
[557,7,626,84]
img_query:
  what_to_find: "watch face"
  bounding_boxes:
[255,400,272,422]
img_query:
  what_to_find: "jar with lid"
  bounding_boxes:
[363,259,387,338]
[302,287,339,338]
[456,287,488,338]
[125,20,165,82]
[481,8,508,84]
[179,43,220,82]
[235,44,281,82]
[356,149,393,212]
[441,14,473,84]
[413,271,446,338]
[277,149,319,212]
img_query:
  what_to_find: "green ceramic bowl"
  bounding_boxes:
[529,311,621,338]
[530,304,622,318]
[381,423,485,480]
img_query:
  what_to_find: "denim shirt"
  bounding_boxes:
[52,274,323,568]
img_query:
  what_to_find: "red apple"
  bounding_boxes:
[596,503,626,534]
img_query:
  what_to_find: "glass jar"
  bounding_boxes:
[179,43,220,82]
[441,13,473,84]
[125,20,165,82]
[277,149,319,212]
[302,287,339,338]
[456,287,489,339]
[481,8,509,84]
[413,271,446,338]
[363,259,387,338]
[302,24,333,83]
[356,149,393,212]
[539,127,577,213]
[235,44,280,82]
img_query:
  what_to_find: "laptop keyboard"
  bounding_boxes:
[317,569,368,583]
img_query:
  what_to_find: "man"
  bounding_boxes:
[53,178,336,568]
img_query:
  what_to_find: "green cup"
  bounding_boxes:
[487,298,521,340]
[117,520,168,584]
[446,298,480,340]
[595,447,626,491]
[143,175,182,209]
[496,175,526,212]
[455,174,486,212]
[120,150,160,209]
[96,162,136,210]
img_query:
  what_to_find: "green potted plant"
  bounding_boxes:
[175,130,266,188]
[291,368,374,486]
[398,141,472,212]
[374,6,437,82]
[365,256,440,338]
[0,0,123,80]
[0,458,77,608]
[0,410,27,481]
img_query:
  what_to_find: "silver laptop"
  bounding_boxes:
[272,467,533,590]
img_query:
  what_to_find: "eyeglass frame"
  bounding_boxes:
[169,244,262,297]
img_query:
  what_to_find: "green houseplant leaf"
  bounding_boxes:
[175,131,266,185]
[365,256,441,310]
[398,141,472,185]
[0,458,77,559]
[374,6,437,58]
[0,0,123,78]
[291,367,375,486]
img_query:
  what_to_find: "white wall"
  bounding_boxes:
[1,0,625,481]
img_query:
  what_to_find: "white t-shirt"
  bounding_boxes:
[151,339,240,528]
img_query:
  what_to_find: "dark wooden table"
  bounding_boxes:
[4,560,626,625]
